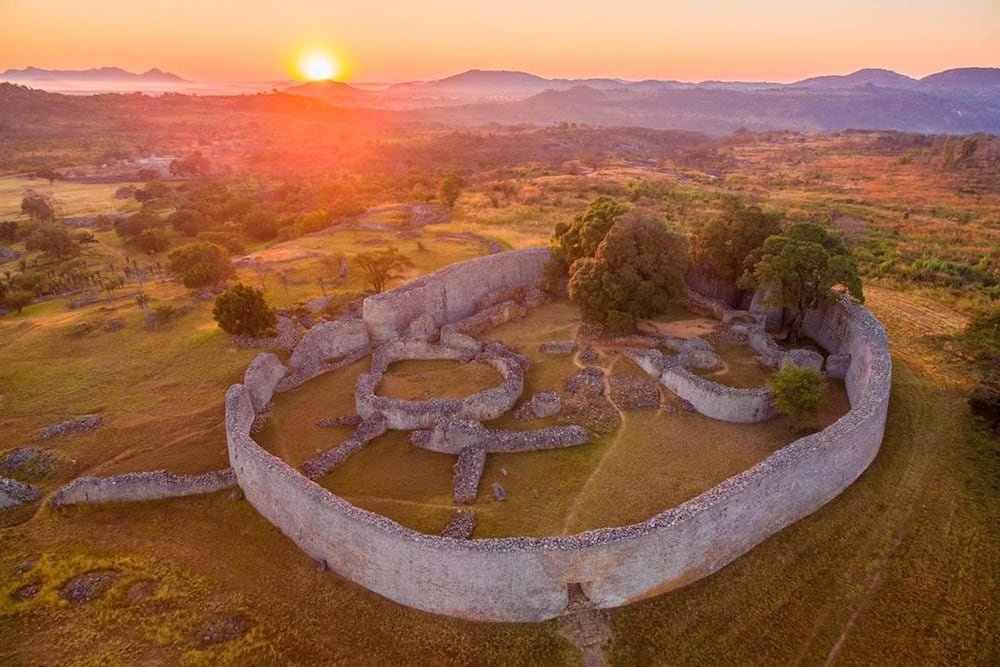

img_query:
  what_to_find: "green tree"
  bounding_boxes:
[169,152,210,177]
[550,196,630,270]
[167,242,234,288]
[20,190,55,223]
[438,173,463,208]
[692,199,783,285]
[24,223,80,261]
[940,138,956,171]
[568,212,690,333]
[212,283,277,336]
[739,223,863,343]
[353,247,414,294]
[769,365,827,423]
[2,289,33,314]
[138,227,170,254]
[241,209,279,241]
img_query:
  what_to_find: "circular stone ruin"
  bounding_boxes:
[226,247,891,622]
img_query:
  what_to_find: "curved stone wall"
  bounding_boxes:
[356,343,525,430]
[627,348,777,423]
[226,248,891,622]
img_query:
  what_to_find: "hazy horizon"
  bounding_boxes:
[1,0,996,84]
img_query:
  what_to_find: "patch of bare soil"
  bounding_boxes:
[198,614,252,647]
[638,317,718,339]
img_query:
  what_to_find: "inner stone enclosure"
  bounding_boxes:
[259,299,849,539]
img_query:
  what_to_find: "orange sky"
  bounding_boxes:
[1,1,996,82]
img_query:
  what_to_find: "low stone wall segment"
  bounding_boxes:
[226,248,891,622]
[50,469,236,507]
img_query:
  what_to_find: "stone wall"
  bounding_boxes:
[362,247,550,344]
[356,344,524,431]
[226,249,891,623]
[278,318,370,391]
[413,417,588,455]
[50,469,236,507]
[627,348,776,423]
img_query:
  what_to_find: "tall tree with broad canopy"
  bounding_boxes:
[167,241,234,288]
[739,223,863,343]
[550,196,630,270]
[568,211,690,333]
[353,247,414,294]
[691,199,783,292]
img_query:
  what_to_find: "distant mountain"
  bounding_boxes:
[791,68,918,89]
[920,67,1000,87]
[420,83,1000,136]
[285,79,370,104]
[0,66,186,83]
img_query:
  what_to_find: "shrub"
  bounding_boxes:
[769,365,827,422]
[166,242,234,288]
[3,290,33,314]
[138,228,170,254]
[212,283,277,336]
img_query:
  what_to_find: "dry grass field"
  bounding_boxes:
[1,128,997,665]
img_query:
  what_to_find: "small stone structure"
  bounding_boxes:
[224,247,892,622]
[627,348,776,423]
[0,477,40,508]
[50,469,236,507]
[356,342,525,430]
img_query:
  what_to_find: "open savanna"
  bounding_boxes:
[3,276,995,665]
[2,125,997,664]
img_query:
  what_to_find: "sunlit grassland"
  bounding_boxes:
[0,175,140,219]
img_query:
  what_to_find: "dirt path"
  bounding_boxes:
[557,340,631,535]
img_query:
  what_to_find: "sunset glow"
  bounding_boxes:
[299,52,339,81]
[0,1,996,82]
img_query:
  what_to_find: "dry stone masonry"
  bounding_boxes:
[224,247,891,623]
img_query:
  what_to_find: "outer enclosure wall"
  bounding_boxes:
[227,248,892,622]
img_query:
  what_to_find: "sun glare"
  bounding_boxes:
[300,52,338,81]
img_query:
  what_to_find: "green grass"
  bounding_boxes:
[378,359,502,401]
[607,363,998,666]
[697,340,775,388]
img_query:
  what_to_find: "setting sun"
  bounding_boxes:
[299,52,339,81]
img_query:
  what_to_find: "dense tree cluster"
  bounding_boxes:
[691,199,783,287]
[553,197,689,333]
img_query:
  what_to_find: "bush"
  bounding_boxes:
[2,290,33,314]
[769,366,827,421]
[138,228,170,254]
[213,283,277,336]
[166,242,234,288]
